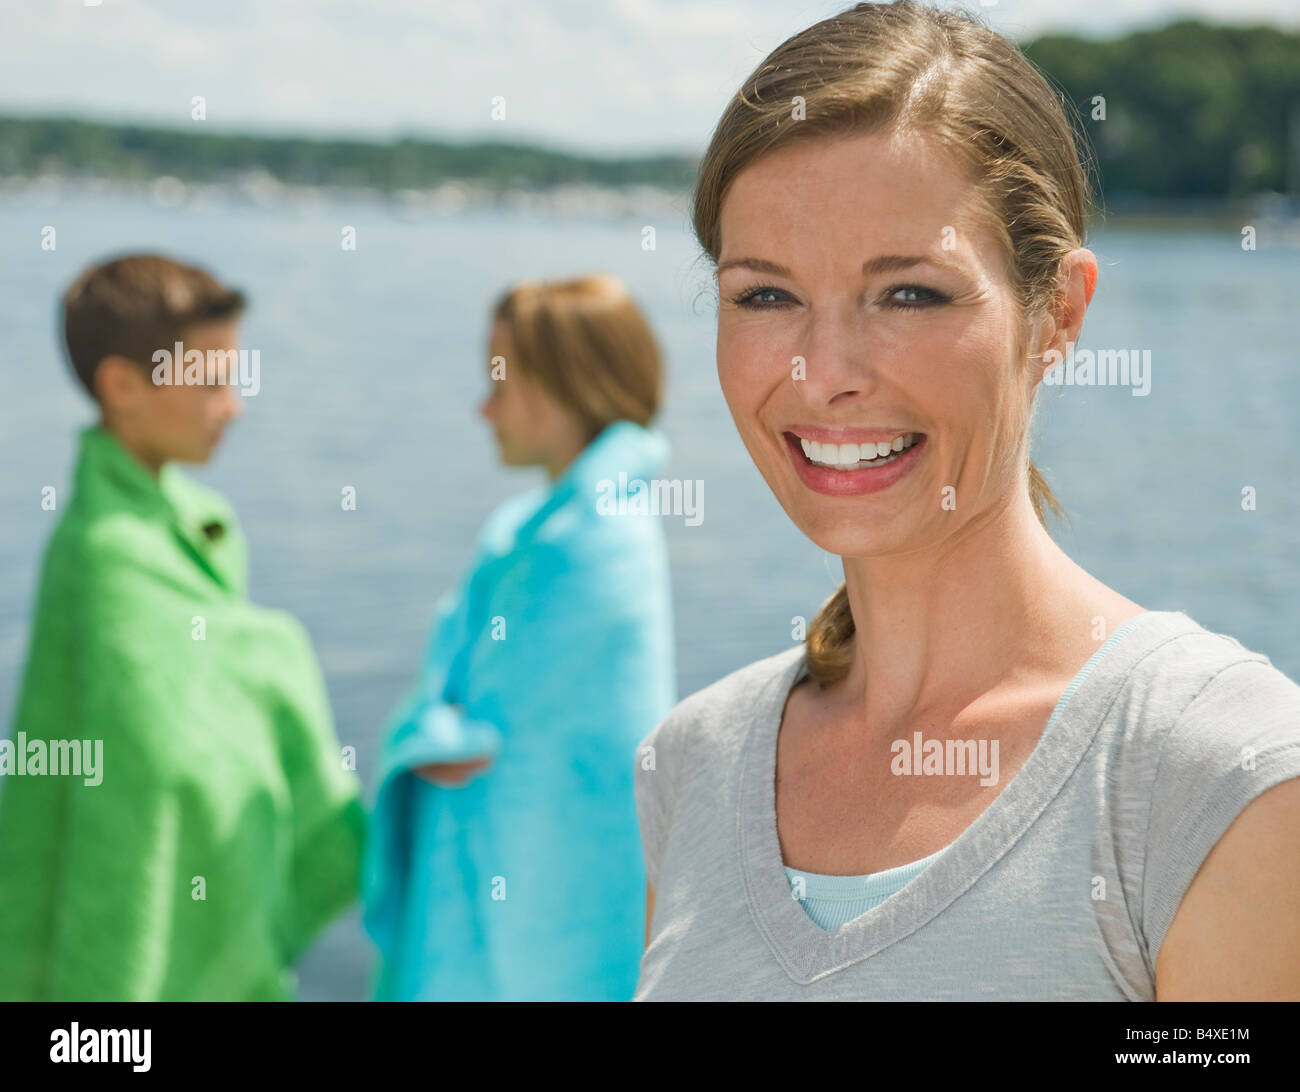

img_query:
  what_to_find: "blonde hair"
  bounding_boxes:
[490,274,662,441]
[691,0,1089,686]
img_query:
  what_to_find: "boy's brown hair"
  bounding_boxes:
[62,254,246,398]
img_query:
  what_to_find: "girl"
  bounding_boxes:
[365,274,676,1001]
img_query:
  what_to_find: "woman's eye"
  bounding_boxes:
[884,284,948,309]
[731,285,791,309]
[730,283,950,311]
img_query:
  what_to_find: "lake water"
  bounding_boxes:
[1,188,1296,999]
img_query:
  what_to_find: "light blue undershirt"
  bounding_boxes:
[784,845,951,931]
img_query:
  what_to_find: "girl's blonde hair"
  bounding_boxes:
[691,0,1090,686]
[491,274,662,441]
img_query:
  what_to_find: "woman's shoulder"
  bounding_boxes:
[1140,610,1300,780]
[1100,610,1300,971]
[1101,610,1300,801]
[1112,610,1300,743]
[640,644,806,762]
[633,645,804,865]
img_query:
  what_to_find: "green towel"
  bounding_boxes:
[0,425,364,1000]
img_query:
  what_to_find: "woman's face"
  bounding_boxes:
[715,130,1037,559]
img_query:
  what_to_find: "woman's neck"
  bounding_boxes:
[836,488,1117,730]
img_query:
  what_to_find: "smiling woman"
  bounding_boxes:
[633,0,1300,1002]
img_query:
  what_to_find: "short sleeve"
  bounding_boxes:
[634,707,687,893]
[1143,658,1300,968]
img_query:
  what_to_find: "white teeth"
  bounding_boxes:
[797,432,920,470]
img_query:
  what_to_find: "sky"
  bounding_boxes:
[1,0,1297,156]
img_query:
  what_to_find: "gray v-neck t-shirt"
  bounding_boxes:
[633,610,1300,1000]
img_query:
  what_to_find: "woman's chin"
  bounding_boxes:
[796,514,909,561]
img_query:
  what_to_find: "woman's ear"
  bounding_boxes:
[1056,248,1098,343]
[1031,248,1099,377]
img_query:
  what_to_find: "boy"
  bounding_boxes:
[0,254,364,1001]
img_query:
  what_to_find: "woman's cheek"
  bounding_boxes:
[720,324,788,385]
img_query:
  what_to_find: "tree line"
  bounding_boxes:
[0,20,1295,201]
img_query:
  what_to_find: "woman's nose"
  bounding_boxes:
[797,311,880,405]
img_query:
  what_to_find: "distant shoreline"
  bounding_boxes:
[5,170,1298,241]
[0,169,691,221]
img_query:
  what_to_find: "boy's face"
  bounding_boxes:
[97,318,246,468]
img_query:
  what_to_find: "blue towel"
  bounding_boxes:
[363,420,677,1000]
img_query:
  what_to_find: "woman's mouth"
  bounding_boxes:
[782,429,927,496]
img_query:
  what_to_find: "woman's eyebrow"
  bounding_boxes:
[716,256,791,277]
[716,254,966,277]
